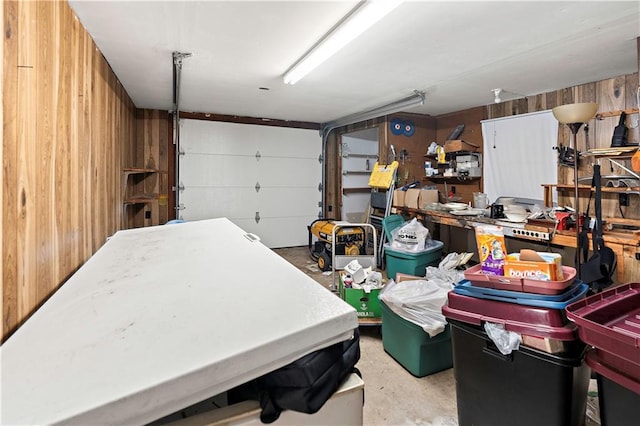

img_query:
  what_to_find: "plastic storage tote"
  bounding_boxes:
[463,263,577,295]
[443,291,578,341]
[443,289,589,425]
[380,300,452,377]
[447,319,590,426]
[384,240,443,280]
[454,279,588,309]
[585,351,639,426]
[565,283,640,371]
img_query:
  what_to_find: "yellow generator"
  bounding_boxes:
[308,220,365,271]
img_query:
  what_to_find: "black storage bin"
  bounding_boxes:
[586,351,640,426]
[449,319,590,426]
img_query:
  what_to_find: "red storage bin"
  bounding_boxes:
[443,291,577,340]
[565,283,640,370]
[463,264,576,295]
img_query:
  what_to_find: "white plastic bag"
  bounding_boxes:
[484,322,522,355]
[390,218,431,253]
[380,277,453,337]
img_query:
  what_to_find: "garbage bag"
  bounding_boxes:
[390,218,431,253]
[380,277,452,337]
[484,322,521,355]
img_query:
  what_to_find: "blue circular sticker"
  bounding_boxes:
[403,121,415,137]
[390,118,403,135]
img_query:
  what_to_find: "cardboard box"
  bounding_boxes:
[419,189,439,208]
[444,140,478,153]
[504,252,563,281]
[393,189,406,207]
[404,188,421,209]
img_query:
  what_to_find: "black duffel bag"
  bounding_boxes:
[228,328,361,423]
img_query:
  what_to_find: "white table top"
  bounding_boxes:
[1,218,358,425]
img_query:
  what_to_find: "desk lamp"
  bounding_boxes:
[551,102,598,276]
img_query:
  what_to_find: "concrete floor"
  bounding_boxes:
[273,246,600,426]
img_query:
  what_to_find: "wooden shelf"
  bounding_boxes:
[343,187,372,194]
[124,194,158,205]
[423,176,480,182]
[541,183,640,207]
[123,167,158,174]
[123,168,160,228]
[542,184,640,193]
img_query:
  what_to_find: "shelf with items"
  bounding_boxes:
[422,175,481,182]
[542,183,640,208]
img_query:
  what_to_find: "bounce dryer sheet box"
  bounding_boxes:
[504,252,563,281]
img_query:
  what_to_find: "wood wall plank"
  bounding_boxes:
[2,0,137,342]
[18,0,37,323]
[2,0,19,337]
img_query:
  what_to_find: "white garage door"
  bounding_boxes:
[179,119,322,248]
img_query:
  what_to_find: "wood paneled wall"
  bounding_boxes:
[486,73,639,220]
[433,107,486,204]
[126,109,172,228]
[2,0,137,341]
[383,113,437,189]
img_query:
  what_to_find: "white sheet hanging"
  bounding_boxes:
[481,110,558,205]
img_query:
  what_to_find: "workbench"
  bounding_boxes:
[0,218,360,425]
[393,206,640,284]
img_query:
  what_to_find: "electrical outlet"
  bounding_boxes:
[619,193,629,206]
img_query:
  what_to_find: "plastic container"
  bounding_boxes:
[453,279,588,309]
[565,283,640,369]
[381,214,405,243]
[380,300,452,377]
[384,240,443,280]
[463,263,576,295]
[443,291,577,340]
[585,351,640,426]
[448,319,590,426]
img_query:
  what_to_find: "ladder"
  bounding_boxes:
[366,161,398,267]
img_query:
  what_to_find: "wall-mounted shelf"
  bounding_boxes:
[422,176,481,183]
[542,183,640,207]
[342,170,373,175]
[581,146,638,160]
[343,187,372,195]
[123,167,159,228]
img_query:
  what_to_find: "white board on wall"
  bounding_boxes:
[481,110,559,205]
[179,119,321,248]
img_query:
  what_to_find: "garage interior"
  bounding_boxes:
[2,1,640,425]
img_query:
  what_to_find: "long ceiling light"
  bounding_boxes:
[283,0,403,85]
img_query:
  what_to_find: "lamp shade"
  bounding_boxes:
[552,102,598,124]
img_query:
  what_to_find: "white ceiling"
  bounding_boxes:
[68,1,639,124]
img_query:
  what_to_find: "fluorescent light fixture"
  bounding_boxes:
[322,90,425,134]
[283,0,403,85]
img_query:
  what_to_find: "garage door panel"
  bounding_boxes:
[256,188,321,217]
[181,154,258,187]
[181,120,258,156]
[181,187,258,220]
[179,119,321,247]
[232,216,320,248]
[254,127,321,158]
[256,158,320,187]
